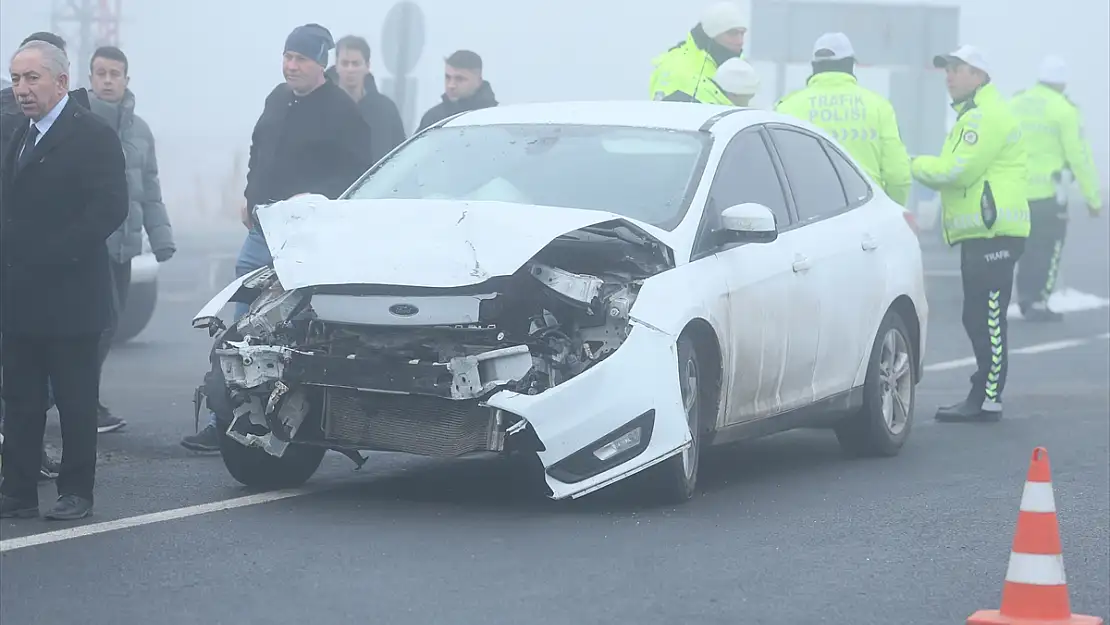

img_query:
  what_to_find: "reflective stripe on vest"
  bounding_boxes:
[944,206,1031,238]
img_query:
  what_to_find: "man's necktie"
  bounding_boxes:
[16,124,40,170]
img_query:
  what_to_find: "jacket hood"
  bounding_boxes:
[952,82,1001,113]
[806,71,858,87]
[690,24,742,67]
[325,66,382,95]
[254,195,668,290]
[88,89,136,131]
[442,80,498,107]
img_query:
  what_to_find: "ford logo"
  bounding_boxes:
[389,303,419,317]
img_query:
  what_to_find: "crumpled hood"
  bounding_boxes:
[255,196,671,290]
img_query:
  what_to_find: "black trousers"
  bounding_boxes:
[97,259,132,371]
[0,333,101,503]
[1015,198,1068,310]
[960,237,1025,406]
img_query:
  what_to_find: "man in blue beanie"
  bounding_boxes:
[181,23,375,452]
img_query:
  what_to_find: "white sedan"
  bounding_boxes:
[192,101,928,504]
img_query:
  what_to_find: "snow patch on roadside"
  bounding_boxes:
[1008,288,1110,319]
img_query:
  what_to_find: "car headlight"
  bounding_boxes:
[237,280,306,338]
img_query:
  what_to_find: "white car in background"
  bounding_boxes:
[192,101,928,504]
[115,234,160,343]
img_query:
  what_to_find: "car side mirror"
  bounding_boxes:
[718,203,778,244]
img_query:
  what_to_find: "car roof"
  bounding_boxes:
[441,100,770,132]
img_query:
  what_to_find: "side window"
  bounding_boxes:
[769,128,848,222]
[706,130,791,228]
[823,141,872,205]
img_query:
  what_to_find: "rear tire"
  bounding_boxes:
[113,279,158,344]
[835,311,916,458]
[642,333,704,504]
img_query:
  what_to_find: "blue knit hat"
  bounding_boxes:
[284,23,334,67]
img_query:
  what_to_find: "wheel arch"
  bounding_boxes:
[679,318,724,435]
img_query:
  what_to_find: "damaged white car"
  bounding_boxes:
[192,101,928,503]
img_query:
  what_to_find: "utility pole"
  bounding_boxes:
[50,0,122,88]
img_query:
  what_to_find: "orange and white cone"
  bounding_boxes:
[968,447,1103,625]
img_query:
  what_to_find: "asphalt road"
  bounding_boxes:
[1,220,1107,625]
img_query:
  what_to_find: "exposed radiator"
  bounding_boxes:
[322,387,496,457]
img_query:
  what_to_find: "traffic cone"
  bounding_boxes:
[968,447,1103,625]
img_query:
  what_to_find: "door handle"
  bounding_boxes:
[792,256,811,273]
[861,235,879,251]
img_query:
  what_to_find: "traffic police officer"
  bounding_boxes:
[1009,55,1103,321]
[649,2,746,102]
[775,33,912,206]
[661,58,761,106]
[912,45,1031,423]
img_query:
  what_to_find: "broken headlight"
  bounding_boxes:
[237,279,307,339]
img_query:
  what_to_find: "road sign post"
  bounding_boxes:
[380,1,426,134]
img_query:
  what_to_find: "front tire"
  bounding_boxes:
[206,359,326,490]
[217,429,326,490]
[642,333,704,504]
[835,311,916,457]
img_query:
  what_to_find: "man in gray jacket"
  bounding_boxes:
[87,45,176,431]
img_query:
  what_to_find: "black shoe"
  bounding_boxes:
[935,400,1002,423]
[39,448,60,481]
[43,494,93,521]
[181,423,221,452]
[0,494,39,519]
[97,405,127,434]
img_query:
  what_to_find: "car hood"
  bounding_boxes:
[255,196,673,290]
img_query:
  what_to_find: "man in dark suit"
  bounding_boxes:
[0,40,128,520]
[0,30,93,482]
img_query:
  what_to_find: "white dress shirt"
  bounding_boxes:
[18,92,70,158]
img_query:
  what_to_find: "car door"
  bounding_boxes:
[690,127,807,424]
[764,125,885,400]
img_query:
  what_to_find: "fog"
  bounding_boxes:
[2,0,1107,230]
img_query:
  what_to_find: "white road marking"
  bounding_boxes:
[924,332,1110,373]
[0,488,313,553]
[2,333,1107,553]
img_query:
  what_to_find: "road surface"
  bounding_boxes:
[2,219,1107,625]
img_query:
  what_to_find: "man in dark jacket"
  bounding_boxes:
[417,50,498,132]
[0,31,92,482]
[0,40,129,520]
[329,35,406,163]
[181,23,375,452]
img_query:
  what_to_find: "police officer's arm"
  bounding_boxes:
[911,110,1004,190]
[1057,104,1103,212]
[878,101,912,206]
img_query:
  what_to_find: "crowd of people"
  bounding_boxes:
[651,2,1101,421]
[0,3,1103,519]
[0,20,506,519]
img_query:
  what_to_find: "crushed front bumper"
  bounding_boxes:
[213,321,691,500]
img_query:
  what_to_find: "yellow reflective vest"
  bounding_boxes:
[661,79,733,105]
[649,34,720,101]
[912,83,1031,245]
[775,72,912,206]
[1009,83,1103,211]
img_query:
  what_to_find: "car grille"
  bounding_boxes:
[322,387,496,457]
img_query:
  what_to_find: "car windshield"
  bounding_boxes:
[346,123,708,230]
